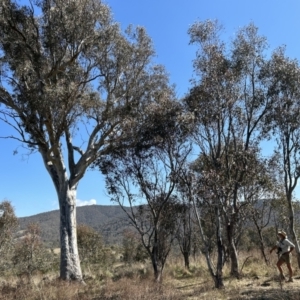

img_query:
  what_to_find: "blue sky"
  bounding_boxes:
[1,0,300,217]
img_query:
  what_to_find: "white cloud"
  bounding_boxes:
[76,198,97,207]
[51,199,97,209]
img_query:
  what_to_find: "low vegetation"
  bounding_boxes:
[0,200,299,299]
[0,206,296,299]
[1,249,300,300]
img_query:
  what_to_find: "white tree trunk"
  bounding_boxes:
[39,147,86,282]
[58,186,83,281]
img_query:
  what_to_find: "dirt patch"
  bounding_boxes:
[169,273,300,300]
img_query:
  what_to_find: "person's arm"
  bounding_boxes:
[270,245,277,254]
[287,240,295,254]
[288,246,295,254]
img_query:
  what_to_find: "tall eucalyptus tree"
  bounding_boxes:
[100,100,192,282]
[262,48,300,267]
[0,0,171,281]
[185,20,273,278]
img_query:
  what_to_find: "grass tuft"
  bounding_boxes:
[1,250,300,299]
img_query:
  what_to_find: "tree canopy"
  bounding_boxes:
[0,0,174,281]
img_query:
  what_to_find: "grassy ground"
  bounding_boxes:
[1,250,300,300]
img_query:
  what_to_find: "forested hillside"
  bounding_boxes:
[18,205,132,246]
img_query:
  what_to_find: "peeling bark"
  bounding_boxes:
[40,149,84,282]
[59,187,83,281]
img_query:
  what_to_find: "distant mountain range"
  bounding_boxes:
[17,205,133,247]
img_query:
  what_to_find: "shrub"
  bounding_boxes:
[12,223,53,277]
[122,229,148,264]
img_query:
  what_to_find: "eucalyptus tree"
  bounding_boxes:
[0,0,172,281]
[177,166,225,288]
[12,222,52,279]
[0,200,18,261]
[101,102,192,282]
[262,48,300,267]
[242,154,280,265]
[77,224,103,265]
[174,200,194,270]
[185,20,273,278]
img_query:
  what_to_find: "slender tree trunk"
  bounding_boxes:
[152,263,163,282]
[253,221,269,265]
[183,251,190,270]
[228,239,239,278]
[226,217,240,278]
[215,205,225,288]
[287,195,300,268]
[214,272,224,289]
[192,199,224,288]
[178,238,191,270]
[58,186,83,281]
[151,242,163,282]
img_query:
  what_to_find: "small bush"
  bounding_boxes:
[122,229,148,264]
[12,223,54,278]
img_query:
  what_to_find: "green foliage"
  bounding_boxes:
[0,0,174,280]
[0,200,18,274]
[122,230,148,264]
[77,224,102,264]
[12,223,53,277]
[77,224,115,267]
[0,200,18,253]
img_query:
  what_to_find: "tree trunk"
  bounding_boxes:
[214,273,225,289]
[254,222,269,265]
[151,244,163,282]
[215,205,225,288]
[229,241,239,278]
[183,251,190,270]
[153,265,163,282]
[39,147,84,282]
[227,222,240,278]
[192,199,224,288]
[59,186,83,281]
[287,195,300,268]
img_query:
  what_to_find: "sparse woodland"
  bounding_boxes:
[1,202,300,299]
[2,0,300,299]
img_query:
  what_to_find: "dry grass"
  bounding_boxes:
[2,250,300,299]
[98,278,183,300]
[0,279,83,300]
